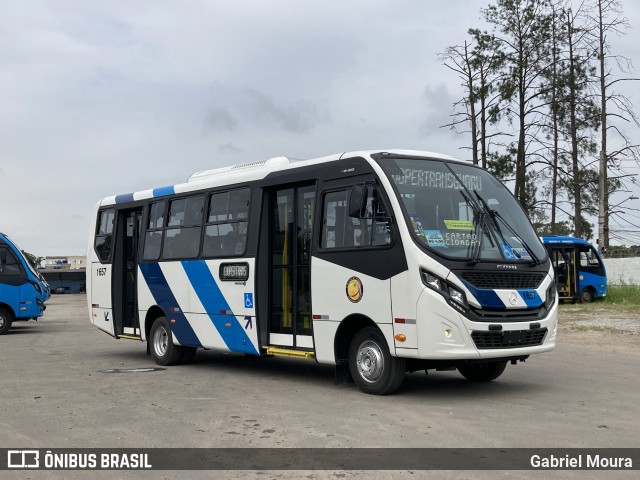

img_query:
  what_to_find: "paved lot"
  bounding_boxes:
[1,294,639,479]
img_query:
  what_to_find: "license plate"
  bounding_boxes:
[502,330,528,346]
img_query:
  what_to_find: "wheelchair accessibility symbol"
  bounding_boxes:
[501,243,517,260]
[244,293,254,309]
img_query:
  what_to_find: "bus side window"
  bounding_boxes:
[143,201,166,260]
[581,247,602,267]
[0,247,22,276]
[95,209,115,263]
[364,186,391,246]
[203,188,250,258]
[162,196,204,260]
[321,187,391,249]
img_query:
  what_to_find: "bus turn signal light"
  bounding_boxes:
[395,334,407,342]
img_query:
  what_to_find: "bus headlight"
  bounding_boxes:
[420,268,468,313]
[422,271,442,291]
[545,281,556,310]
[448,286,465,306]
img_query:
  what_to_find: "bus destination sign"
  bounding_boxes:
[219,263,250,282]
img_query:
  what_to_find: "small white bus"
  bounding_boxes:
[87,150,557,394]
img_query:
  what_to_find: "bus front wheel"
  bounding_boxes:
[458,361,507,382]
[580,287,595,303]
[348,327,405,395]
[0,307,13,335]
[149,317,184,366]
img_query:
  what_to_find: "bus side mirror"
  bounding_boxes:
[349,185,365,218]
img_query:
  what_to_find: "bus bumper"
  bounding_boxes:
[396,288,558,360]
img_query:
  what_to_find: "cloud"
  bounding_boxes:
[204,107,238,132]
[218,142,241,154]
[420,83,459,138]
[243,89,329,133]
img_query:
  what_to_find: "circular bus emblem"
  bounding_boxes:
[346,277,363,303]
[508,291,519,305]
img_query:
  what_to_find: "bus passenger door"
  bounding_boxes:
[267,185,315,349]
[0,246,23,318]
[91,209,116,337]
[112,208,143,338]
[550,248,577,301]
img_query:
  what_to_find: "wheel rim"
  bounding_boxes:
[0,315,5,329]
[355,340,385,383]
[152,325,169,357]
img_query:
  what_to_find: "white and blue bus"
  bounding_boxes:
[0,232,49,334]
[87,150,557,394]
[542,236,606,303]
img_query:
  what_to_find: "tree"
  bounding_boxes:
[482,0,554,207]
[560,4,600,238]
[21,250,43,269]
[440,31,505,168]
[589,0,640,252]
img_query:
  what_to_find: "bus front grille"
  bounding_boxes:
[471,328,548,349]
[460,272,545,290]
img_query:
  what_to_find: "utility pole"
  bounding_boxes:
[597,151,608,255]
[596,0,608,255]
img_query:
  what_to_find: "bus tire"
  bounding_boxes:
[0,307,13,335]
[458,361,507,382]
[348,326,405,395]
[580,287,595,303]
[149,317,184,366]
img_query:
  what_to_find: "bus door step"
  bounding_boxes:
[263,346,315,359]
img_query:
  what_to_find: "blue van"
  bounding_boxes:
[0,232,49,334]
[542,236,606,303]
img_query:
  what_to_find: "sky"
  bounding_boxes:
[1,0,640,256]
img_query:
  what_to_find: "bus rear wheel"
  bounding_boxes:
[348,327,405,395]
[0,307,13,335]
[149,317,184,366]
[458,361,507,382]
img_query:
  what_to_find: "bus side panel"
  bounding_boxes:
[137,259,258,354]
[311,256,394,364]
[390,269,419,350]
[185,259,258,355]
[18,282,40,319]
[0,283,20,319]
[579,270,607,298]
[89,263,115,336]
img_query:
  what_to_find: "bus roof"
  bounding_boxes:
[541,236,592,246]
[98,149,459,207]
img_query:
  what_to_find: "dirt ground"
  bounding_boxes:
[558,302,640,354]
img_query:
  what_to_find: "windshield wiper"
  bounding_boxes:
[459,190,485,265]
[443,164,499,265]
[473,190,542,266]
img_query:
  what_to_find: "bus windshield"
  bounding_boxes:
[3,234,39,276]
[378,157,547,263]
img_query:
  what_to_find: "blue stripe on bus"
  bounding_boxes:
[152,186,175,198]
[460,279,506,309]
[517,290,543,308]
[182,260,258,355]
[138,262,202,348]
[115,193,135,204]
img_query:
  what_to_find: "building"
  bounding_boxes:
[41,255,86,270]
[40,255,87,293]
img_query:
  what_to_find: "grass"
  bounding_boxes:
[557,284,640,329]
[603,285,640,312]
